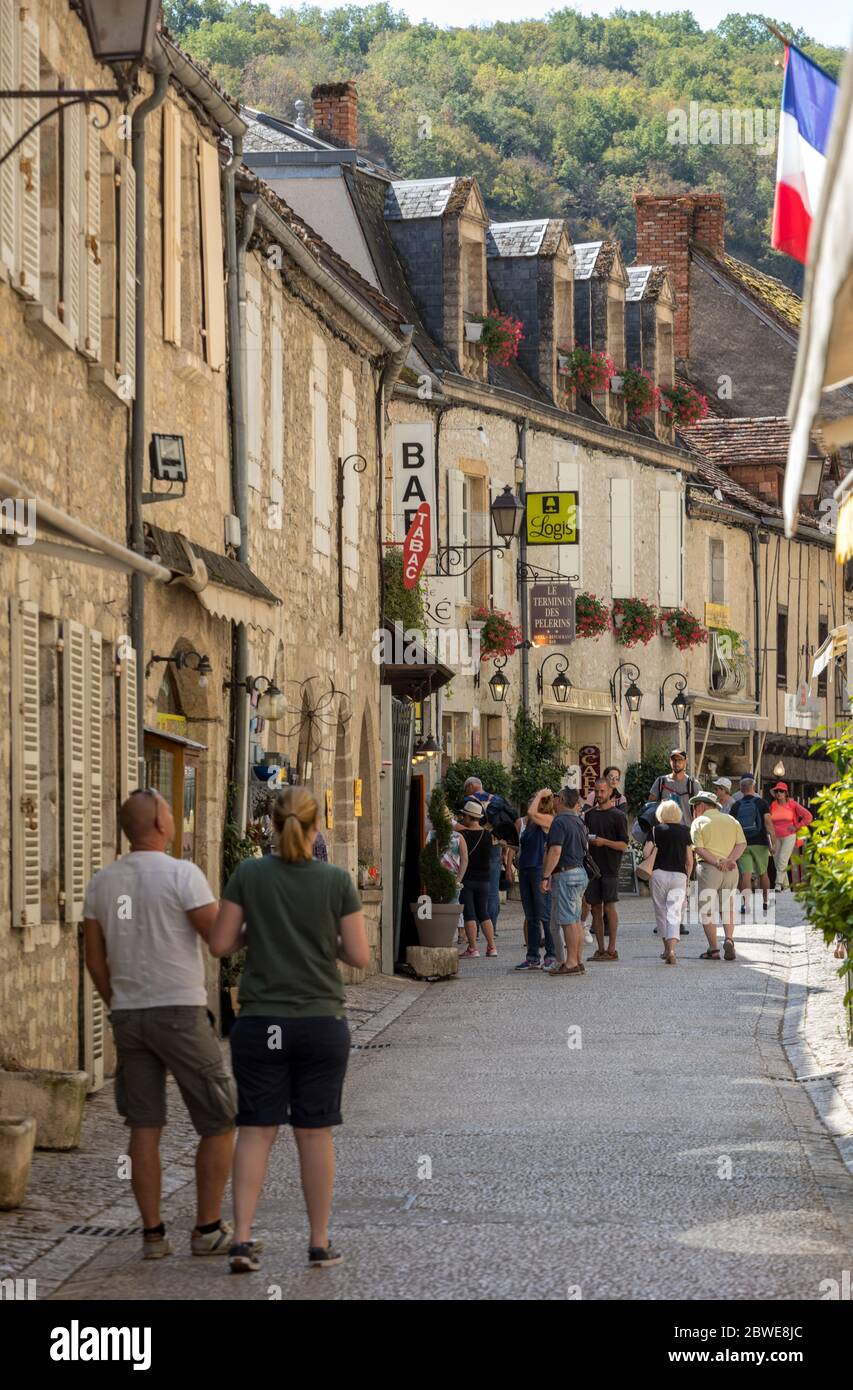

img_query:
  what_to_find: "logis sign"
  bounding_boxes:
[392,421,436,544]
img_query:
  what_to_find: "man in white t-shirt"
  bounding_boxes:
[84,790,237,1261]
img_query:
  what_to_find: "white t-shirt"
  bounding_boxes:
[83,852,215,1010]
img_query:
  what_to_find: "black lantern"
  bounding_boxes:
[625,679,643,714]
[420,734,441,758]
[488,667,509,703]
[660,672,689,723]
[552,671,572,704]
[490,485,524,543]
[77,0,161,64]
[671,687,689,722]
[611,661,642,715]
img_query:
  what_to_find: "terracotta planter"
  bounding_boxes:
[410,900,462,948]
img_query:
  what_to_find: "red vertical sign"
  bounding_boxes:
[579,744,601,799]
[402,502,431,590]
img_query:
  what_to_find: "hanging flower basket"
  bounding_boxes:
[470,312,524,366]
[622,367,661,420]
[659,382,708,426]
[659,606,709,652]
[557,343,614,395]
[464,320,484,342]
[574,591,609,639]
[472,606,522,658]
[610,597,657,646]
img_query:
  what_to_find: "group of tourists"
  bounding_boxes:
[83,785,367,1274]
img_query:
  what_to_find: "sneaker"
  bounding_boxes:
[583,929,593,944]
[486,946,498,957]
[653,926,659,934]
[680,925,689,935]
[142,1232,172,1260]
[191,1220,234,1256]
[543,955,556,969]
[459,946,480,957]
[229,1241,261,1274]
[309,1241,343,1268]
[514,958,541,970]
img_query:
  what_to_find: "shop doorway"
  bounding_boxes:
[143,729,206,860]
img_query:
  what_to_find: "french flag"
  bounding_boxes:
[772,45,837,264]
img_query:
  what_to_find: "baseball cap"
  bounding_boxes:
[689,790,719,808]
[669,748,687,758]
[770,781,789,793]
[713,777,732,791]
[740,773,755,784]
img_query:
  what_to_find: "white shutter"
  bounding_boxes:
[198,136,226,370]
[62,620,87,924]
[245,279,262,489]
[83,970,106,1092]
[118,640,139,850]
[658,489,681,607]
[17,13,39,300]
[558,457,581,584]
[117,156,136,397]
[342,370,359,578]
[312,340,330,558]
[610,476,633,598]
[11,599,41,928]
[62,94,83,343]
[0,0,20,274]
[447,467,467,601]
[84,628,106,1092]
[81,117,101,359]
[162,101,181,346]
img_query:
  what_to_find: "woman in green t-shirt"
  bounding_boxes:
[210,786,369,1274]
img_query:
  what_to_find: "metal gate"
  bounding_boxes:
[391,697,415,960]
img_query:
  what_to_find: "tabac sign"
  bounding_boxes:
[392,421,436,546]
[525,491,579,546]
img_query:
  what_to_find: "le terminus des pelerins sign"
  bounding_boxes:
[530,583,575,645]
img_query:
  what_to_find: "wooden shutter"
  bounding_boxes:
[62,95,83,342]
[163,102,181,346]
[610,476,633,598]
[62,619,87,924]
[84,628,106,1092]
[0,0,20,274]
[81,118,101,359]
[658,489,681,607]
[245,280,262,489]
[118,639,139,851]
[198,137,226,370]
[17,12,39,300]
[117,156,136,397]
[446,467,468,600]
[11,599,41,928]
[82,969,106,1091]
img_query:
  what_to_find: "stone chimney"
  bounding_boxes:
[633,192,726,364]
[311,82,358,148]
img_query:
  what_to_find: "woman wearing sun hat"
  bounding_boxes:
[769,783,813,889]
[457,799,498,958]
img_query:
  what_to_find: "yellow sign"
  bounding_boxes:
[155,713,187,736]
[704,602,731,629]
[325,789,334,829]
[525,491,579,546]
[353,778,363,818]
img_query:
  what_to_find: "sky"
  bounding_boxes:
[357,2,852,49]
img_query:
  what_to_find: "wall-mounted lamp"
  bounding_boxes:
[660,671,689,722]
[536,652,572,705]
[147,649,212,688]
[610,661,642,714]
[222,674,286,721]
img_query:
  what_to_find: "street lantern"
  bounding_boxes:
[77,0,161,64]
[488,667,509,703]
[660,671,689,723]
[490,485,524,543]
[420,734,441,758]
[624,679,643,714]
[256,683,286,722]
[670,687,689,722]
[552,671,572,704]
[610,661,642,716]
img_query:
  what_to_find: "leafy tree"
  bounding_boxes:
[510,707,567,810]
[624,747,671,813]
[796,728,853,1018]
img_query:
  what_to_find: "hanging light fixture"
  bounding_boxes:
[624,678,643,714]
[256,683,286,722]
[490,484,524,543]
[671,687,689,722]
[551,671,572,704]
[76,0,161,64]
[488,667,509,703]
[420,734,441,758]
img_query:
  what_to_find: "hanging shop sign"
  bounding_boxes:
[530,582,575,645]
[525,491,579,546]
[402,502,431,590]
[579,744,601,799]
[392,420,435,543]
[784,682,820,731]
[156,713,187,736]
[704,602,731,629]
[354,778,363,817]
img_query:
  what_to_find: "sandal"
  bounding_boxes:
[549,963,585,975]
[723,939,736,961]
[605,949,619,960]
[699,949,721,960]
[589,950,608,961]
[663,949,676,964]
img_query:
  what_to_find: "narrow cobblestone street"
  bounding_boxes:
[4,893,850,1303]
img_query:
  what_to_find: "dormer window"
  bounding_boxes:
[462,235,485,317]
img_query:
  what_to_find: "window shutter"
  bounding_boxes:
[82,969,106,1091]
[198,137,226,370]
[11,599,41,928]
[610,477,633,598]
[17,13,39,300]
[80,118,101,359]
[83,628,106,1092]
[446,467,468,600]
[163,102,181,346]
[62,95,83,343]
[0,0,20,275]
[118,640,139,851]
[658,489,681,607]
[245,281,262,489]
[270,306,283,479]
[117,156,136,397]
[62,619,87,924]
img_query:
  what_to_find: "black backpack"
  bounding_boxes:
[484,798,520,847]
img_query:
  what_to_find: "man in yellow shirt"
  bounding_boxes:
[689,791,747,961]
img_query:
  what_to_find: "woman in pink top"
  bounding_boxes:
[769,782,813,889]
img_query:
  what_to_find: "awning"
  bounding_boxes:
[144,523,281,634]
[143,724,208,751]
[197,582,280,635]
[691,705,769,732]
[380,622,454,699]
[784,44,853,539]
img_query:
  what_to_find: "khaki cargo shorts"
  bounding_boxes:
[696,861,739,921]
[110,1006,237,1136]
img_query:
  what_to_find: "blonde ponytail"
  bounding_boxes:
[272,786,318,862]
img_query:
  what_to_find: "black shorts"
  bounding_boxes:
[585,875,620,905]
[461,880,490,923]
[229,1015,350,1128]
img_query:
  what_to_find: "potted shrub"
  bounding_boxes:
[659,382,708,425]
[469,311,523,365]
[558,343,614,395]
[412,786,463,947]
[622,367,661,420]
[610,597,657,646]
[472,606,522,658]
[659,606,708,651]
[575,591,609,639]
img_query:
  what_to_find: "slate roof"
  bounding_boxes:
[626,264,669,302]
[241,108,315,154]
[679,417,826,467]
[573,241,604,280]
[487,221,549,257]
[384,177,460,220]
[144,525,280,603]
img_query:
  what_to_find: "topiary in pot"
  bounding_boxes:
[412,786,463,947]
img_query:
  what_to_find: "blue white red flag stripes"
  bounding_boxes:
[772,44,838,264]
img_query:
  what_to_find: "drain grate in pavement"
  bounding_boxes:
[350,1042,392,1051]
[63,1224,141,1238]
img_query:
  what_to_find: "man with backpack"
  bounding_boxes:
[461,777,520,932]
[730,775,776,914]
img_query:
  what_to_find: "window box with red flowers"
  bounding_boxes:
[575,591,609,639]
[659,606,708,651]
[621,367,661,420]
[470,312,524,366]
[472,606,522,658]
[557,343,614,396]
[610,597,657,646]
[659,382,708,426]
